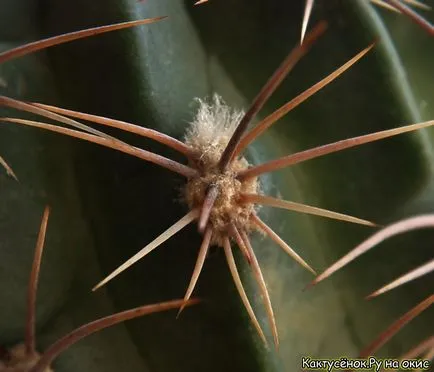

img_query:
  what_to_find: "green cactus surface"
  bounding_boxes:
[0,0,432,371]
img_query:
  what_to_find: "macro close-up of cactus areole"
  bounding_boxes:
[0,0,433,371]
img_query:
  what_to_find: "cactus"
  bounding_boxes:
[0,0,432,371]
[0,206,198,372]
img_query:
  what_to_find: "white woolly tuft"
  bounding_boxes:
[184,94,245,158]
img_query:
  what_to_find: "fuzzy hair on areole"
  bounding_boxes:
[184,95,261,245]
